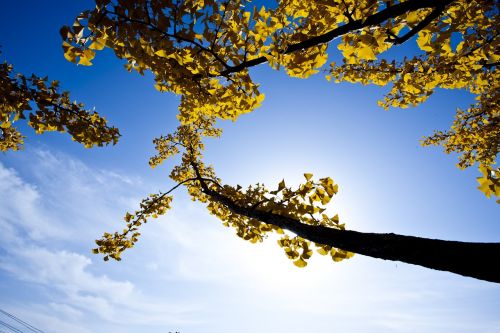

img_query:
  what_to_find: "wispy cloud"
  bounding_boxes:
[0,149,198,332]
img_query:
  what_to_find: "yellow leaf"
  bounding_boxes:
[255,93,265,106]
[317,247,329,255]
[293,258,307,267]
[417,32,433,52]
[406,11,421,25]
[155,50,168,57]
[278,179,286,191]
[63,51,76,63]
[357,45,377,60]
[62,42,77,63]
[441,41,452,55]
[89,38,106,50]
[78,56,93,66]
[477,177,493,198]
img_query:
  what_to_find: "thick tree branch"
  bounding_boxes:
[218,0,455,76]
[200,183,500,283]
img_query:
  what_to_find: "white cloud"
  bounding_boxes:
[0,149,198,332]
[1,247,134,301]
[0,163,68,242]
[48,302,84,321]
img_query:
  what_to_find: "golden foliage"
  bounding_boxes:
[85,0,498,262]
[327,0,498,192]
[0,58,120,150]
[3,0,497,262]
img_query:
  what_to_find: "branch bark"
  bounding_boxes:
[201,184,500,283]
[218,0,455,76]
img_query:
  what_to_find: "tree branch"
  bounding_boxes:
[217,0,455,76]
[201,184,500,283]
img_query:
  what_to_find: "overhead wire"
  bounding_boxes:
[0,319,25,333]
[0,309,45,333]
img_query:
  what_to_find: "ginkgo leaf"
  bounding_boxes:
[89,38,106,50]
[357,46,377,60]
[155,50,168,57]
[78,56,93,66]
[317,247,329,255]
[417,32,434,52]
[63,51,76,63]
[293,258,307,267]
[278,179,286,191]
[406,11,421,25]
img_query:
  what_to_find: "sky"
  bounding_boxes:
[0,1,499,333]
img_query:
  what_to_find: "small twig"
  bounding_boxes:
[386,5,445,45]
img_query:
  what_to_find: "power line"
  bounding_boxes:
[0,320,25,333]
[0,309,44,333]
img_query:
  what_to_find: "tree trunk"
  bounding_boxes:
[204,187,500,283]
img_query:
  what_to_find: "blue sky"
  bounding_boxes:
[1,1,499,333]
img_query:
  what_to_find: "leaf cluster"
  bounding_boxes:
[0,57,120,151]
